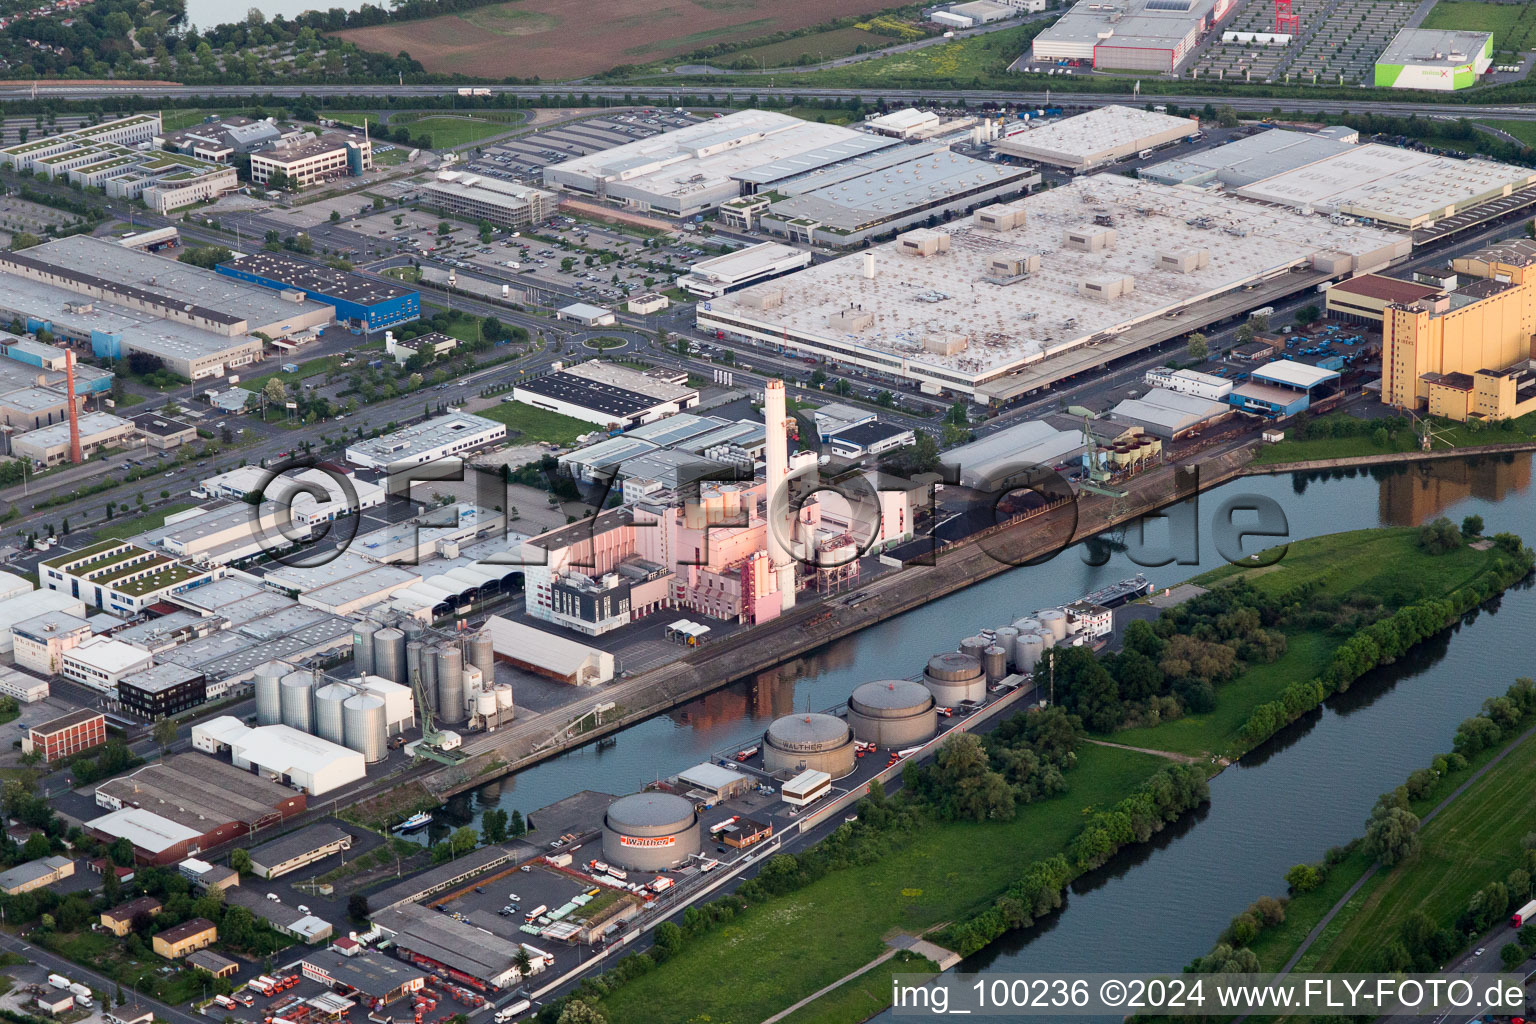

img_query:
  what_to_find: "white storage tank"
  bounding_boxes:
[1038,608,1068,642]
[352,622,377,675]
[372,627,406,683]
[343,693,387,763]
[253,660,288,726]
[993,626,1020,669]
[601,792,700,871]
[279,671,315,732]
[1016,633,1046,672]
[313,682,352,744]
[495,683,514,711]
[475,689,497,719]
[922,652,986,704]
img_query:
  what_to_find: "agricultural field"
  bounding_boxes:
[334,0,921,79]
[1420,1,1536,57]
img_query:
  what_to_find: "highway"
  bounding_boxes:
[3,81,1536,121]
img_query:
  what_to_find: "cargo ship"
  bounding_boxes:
[1081,573,1153,609]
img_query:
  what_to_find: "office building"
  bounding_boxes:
[250,132,372,189]
[23,710,106,761]
[417,172,556,230]
[155,115,294,161]
[217,253,420,334]
[62,636,154,692]
[41,539,220,616]
[130,411,197,450]
[117,664,207,720]
[11,611,92,675]
[13,412,135,466]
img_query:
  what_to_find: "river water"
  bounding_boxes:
[429,455,1536,1002]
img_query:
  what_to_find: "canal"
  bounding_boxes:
[431,454,1536,998]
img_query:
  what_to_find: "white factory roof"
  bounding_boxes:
[866,108,940,132]
[345,411,506,467]
[995,105,1197,163]
[1378,28,1492,69]
[0,570,31,601]
[421,172,554,211]
[678,762,744,792]
[65,636,152,675]
[687,243,811,286]
[0,590,85,652]
[484,614,605,675]
[1231,145,1536,224]
[16,412,131,448]
[731,134,899,187]
[558,302,613,320]
[944,419,1084,487]
[1112,388,1229,432]
[199,717,366,777]
[87,806,203,854]
[199,465,386,516]
[705,174,1407,386]
[1140,128,1353,187]
[1252,360,1340,388]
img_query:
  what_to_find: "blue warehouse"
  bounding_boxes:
[1228,360,1341,418]
[216,252,419,334]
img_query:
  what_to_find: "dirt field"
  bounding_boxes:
[334,0,904,78]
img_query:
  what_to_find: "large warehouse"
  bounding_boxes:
[763,712,857,778]
[1374,28,1492,91]
[190,717,367,796]
[1140,127,1354,188]
[217,253,420,334]
[600,791,701,871]
[993,106,1199,172]
[1030,0,1236,72]
[698,174,1409,402]
[344,411,507,471]
[510,362,699,428]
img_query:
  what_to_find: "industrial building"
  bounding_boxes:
[757,144,1039,247]
[217,253,420,334]
[0,855,74,895]
[677,243,813,299]
[940,418,1085,490]
[826,421,915,459]
[763,712,856,777]
[344,412,507,471]
[192,717,368,795]
[992,106,1199,171]
[11,611,92,675]
[543,110,896,217]
[864,108,942,139]
[0,114,237,212]
[41,539,220,616]
[1143,368,1233,401]
[386,330,457,366]
[0,588,85,657]
[61,636,154,692]
[675,761,752,802]
[418,172,556,230]
[13,412,135,466]
[1112,387,1232,438]
[22,710,105,761]
[247,824,354,879]
[1140,127,1354,188]
[299,949,426,1006]
[484,615,615,685]
[155,115,296,161]
[600,791,701,871]
[130,411,197,450]
[1029,0,1236,71]
[224,886,332,944]
[249,131,372,189]
[1229,360,1341,418]
[91,756,307,864]
[196,465,386,530]
[846,679,937,747]
[1326,273,1446,325]
[510,363,699,429]
[373,903,529,989]
[1374,28,1492,90]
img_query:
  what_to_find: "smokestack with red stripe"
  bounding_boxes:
[65,348,82,465]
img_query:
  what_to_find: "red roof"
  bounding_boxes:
[1330,274,1442,305]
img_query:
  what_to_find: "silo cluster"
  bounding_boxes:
[253,660,289,726]
[313,682,353,745]
[359,618,511,731]
[279,670,316,733]
[343,693,388,763]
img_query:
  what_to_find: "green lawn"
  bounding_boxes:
[1116,528,1501,757]
[779,951,941,1024]
[479,400,594,446]
[1420,1,1536,53]
[599,744,1167,1024]
[1482,119,1536,148]
[785,105,863,125]
[767,21,1046,87]
[1253,409,1536,465]
[729,26,894,69]
[112,391,147,408]
[239,354,347,398]
[1296,728,1536,971]
[395,115,519,148]
[437,314,487,346]
[160,108,217,131]
[93,501,199,541]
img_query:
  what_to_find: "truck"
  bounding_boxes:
[649,876,675,892]
[47,976,69,991]
[1512,899,1536,928]
[1249,306,1275,321]
[523,904,548,921]
[68,984,91,1001]
[494,1001,531,1022]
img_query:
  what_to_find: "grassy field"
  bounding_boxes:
[1483,119,1536,147]
[479,400,594,446]
[1295,729,1536,971]
[728,25,892,67]
[1420,1,1536,53]
[779,951,941,1024]
[599,744,1167,1024]
[773,21,1044,86]
[93,501,199,541]
[392,115,519,148]
[160,108,217,130]
[1251,409,1536,465]
[785,104,863,125]
[113,391,147,408]
[1115,528,1502,756]
[239,354,347,399]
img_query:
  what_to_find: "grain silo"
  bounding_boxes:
[1038,609,1069,643]
[763,712,856,778]
[352,621,377,675]
[313,682,352,744]
[405,642,424,692]
[468,631,495,682]
[279,670,315,732]
[372,627,405,684]
[419,644,437,695]
[343,693,387,763]
[847,679,936,748]
[435,644,465,724]
[601,792,700,871]
[922,651,986,704]
[253,660,288,726]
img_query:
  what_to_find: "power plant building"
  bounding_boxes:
[846,679,937,747]
[699,175,1408,403]
[762,712,857,778]
[600,792,701,871]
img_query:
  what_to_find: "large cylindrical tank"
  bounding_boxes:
[372,627,405,684]
[343,693,387,763]
[1013,617,1043,636]
[313,682,352,744]
[495,683,514,711]
[1038,608,1068,642]
[983,644,1008,683]
[435,644,465,724]
[406,642,425,688]
[847,679,936,748]
[279,671,315,733]
[420,646,437,702]
[352,622,377,675]
[601,792,700,871]
[763,712,856,778]
[253,660,287,726]
[475,689,497,719]
[922,651,986,705]
[959,635,988,662]
[993,626,1020,669]
[468,632,495,682]
[1016,633,1045,673]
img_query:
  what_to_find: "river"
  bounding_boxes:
[427,454,1536,1007]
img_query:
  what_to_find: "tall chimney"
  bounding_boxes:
[65,348,82,465]
[763,379,795,609]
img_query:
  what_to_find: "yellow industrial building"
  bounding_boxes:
[1373,238,1536,420]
